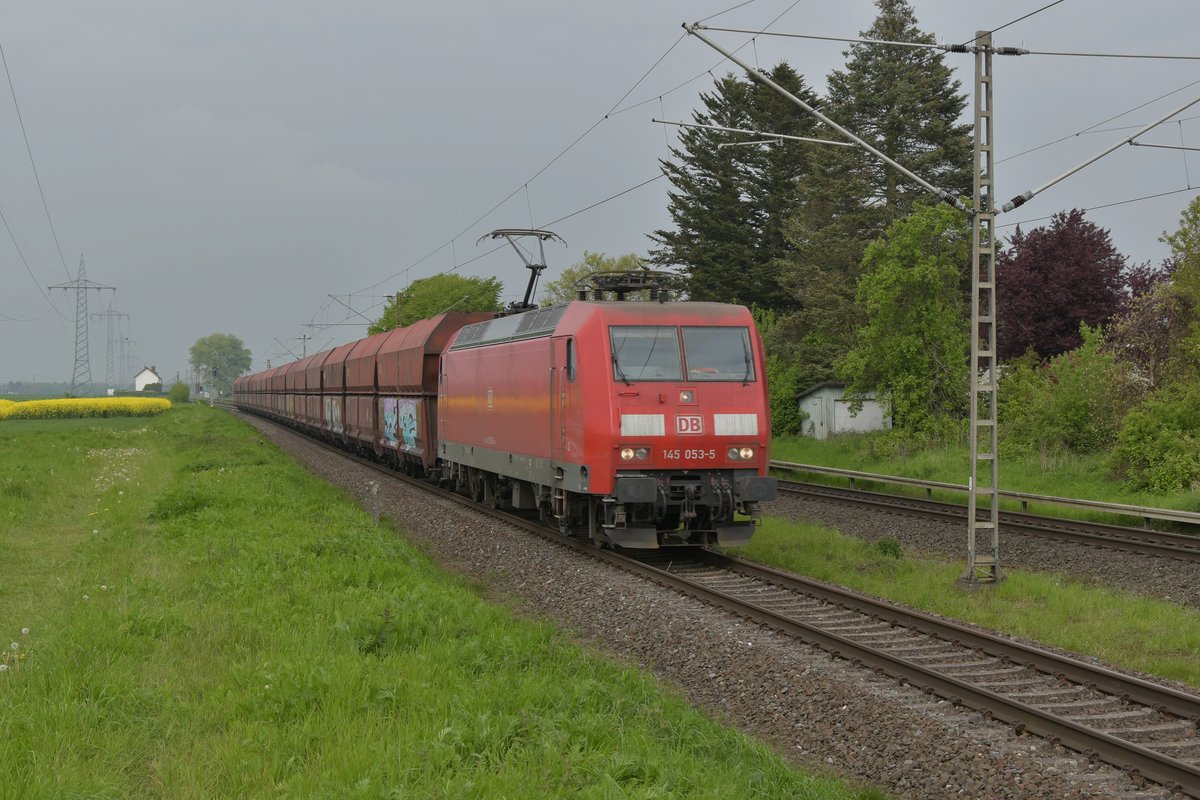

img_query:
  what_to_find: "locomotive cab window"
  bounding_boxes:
[609,326,682,382]
[566,339,576,382]
[682,326,755,381]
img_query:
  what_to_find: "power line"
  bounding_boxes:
[0,35,72,280]
[0,203,68,322]
[309,173,670,333]
[346,0,805,306]
[998,81,1200,165]
[352,32,694,298]
[1001,93,1200,211]
[1023,49,1200,60]
[960,0,1067,47]
[993,185,1200,227]
[697,0,759,25]
[702,23,1200,62]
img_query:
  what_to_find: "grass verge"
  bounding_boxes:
[0,406,875,799]
[772,433,1200,519]
[740,518,1200,688]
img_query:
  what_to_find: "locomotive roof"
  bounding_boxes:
[448,300,751,351]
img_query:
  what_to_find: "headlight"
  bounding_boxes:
[727,446,756,461]
[620,446,651,462]
[620,447,636,461]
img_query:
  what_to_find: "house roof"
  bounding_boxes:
[795,380,844,400]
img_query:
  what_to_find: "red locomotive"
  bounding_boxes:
[234,256,776,548]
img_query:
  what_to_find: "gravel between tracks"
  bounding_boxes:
[246,416,1174,800]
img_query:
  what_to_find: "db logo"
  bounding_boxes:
[675,415,703,435]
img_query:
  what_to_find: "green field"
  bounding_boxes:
[0,407,874,799]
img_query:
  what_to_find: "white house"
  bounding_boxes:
[797,381,891,440]
[134,366,163,392]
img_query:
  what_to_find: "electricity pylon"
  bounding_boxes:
[49,255,115,396]
[91,304,131,394]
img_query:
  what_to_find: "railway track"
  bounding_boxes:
[778,480,1200,564]
[623,549,1200,798]
[242,413,1200,797]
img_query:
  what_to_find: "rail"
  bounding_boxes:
[770,460,1200,528]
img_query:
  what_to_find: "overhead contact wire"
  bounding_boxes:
[959,0,1067,48]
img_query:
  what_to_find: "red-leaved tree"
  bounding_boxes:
[997,209,1127,360]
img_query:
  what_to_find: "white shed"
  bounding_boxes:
[134,366,163,392]
[797,382,891,440]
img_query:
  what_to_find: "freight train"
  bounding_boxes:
[233,266,776,549]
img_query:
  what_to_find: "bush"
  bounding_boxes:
[766,358,807,436]
[168,383,190,403]
[1108,380,1200,493]
[999,324,1136,459]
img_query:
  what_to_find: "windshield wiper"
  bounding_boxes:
[741,335,753,385]
[613,353,633,386]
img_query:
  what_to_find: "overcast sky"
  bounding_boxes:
[2,0,1198,385]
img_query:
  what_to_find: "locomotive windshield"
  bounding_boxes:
[610,326,683,381]
[682,326,755,382]
[609,325,755,382]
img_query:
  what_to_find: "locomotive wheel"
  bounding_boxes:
[468,470,485,503]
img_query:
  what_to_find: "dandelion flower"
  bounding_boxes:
[0,664,7,672]
[20,628,28,635]
[92,529,99,534]
[83,595,90,601]
[9,642,16,651]
[100,585,108,591]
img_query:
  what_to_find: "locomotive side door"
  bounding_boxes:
[550,337,571,464]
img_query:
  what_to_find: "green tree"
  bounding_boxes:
[650,63,820,310]
[541,251,645,305]
[1158,194,1200,379]
[370,273,503,333]
[1106,280,1194,390]
[189,333,251,397]
[835,204,970,431]
[773,0,972,390]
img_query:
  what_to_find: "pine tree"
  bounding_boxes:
[650,64,819,310]
[771,0,973,392]
[823,0,972,221]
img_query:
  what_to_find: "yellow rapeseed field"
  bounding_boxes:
[0,397,171,420]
